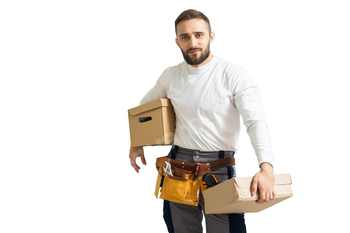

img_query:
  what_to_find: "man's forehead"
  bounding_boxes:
[176,18,210,36]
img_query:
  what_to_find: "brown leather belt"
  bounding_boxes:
[156,156,235,176]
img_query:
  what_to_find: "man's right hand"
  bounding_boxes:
[129,146,146,173]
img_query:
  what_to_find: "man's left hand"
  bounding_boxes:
[251,162,276,204]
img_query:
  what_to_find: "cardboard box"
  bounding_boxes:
[203,173,292,214]
[128,98,175,147]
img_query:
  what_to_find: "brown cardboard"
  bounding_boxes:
[203,173,292,214]
[128,98,175,147]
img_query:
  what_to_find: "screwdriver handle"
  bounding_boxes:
[193,163,201,181]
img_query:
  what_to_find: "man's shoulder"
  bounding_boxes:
[215,57,251,77]
[161,61,186,75]
[216,57,243,70]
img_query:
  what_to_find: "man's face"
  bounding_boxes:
[176,19,214,67]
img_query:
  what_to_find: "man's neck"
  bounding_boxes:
[190,53,213,68]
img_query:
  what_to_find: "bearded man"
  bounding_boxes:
[129,9,275,233]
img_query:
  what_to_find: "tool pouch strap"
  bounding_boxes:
[156,156,235,176]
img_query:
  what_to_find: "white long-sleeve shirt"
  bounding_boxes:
[140,56,274,166]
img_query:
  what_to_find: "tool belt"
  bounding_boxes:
[154,156,236,206]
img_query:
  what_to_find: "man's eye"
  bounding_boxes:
[182,36,188,40]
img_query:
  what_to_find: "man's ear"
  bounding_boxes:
[175,38,179,47]
[210,32,215,44]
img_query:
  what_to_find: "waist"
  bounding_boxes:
[168,145,235,163]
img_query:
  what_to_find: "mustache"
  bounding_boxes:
[186,48,202,53]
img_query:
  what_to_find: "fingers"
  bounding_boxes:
[251,175,258,196]
[129,147,145,173]
[256,188,276,204]
[251,172,276,204]
[256,192,266,204]
[130,157,141,173]
[140,153,147,165]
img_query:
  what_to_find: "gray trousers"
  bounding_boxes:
[163,146,246,233]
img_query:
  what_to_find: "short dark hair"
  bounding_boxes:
[175,9,211,36]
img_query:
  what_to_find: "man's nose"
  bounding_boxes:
[189,36,198,47]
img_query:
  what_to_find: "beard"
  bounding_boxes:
[180,44,211,66]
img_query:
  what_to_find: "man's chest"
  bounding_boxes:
[167,74,233,116]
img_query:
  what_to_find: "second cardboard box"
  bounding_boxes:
[203,173,293,214]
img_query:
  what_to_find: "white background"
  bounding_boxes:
[1,0,349,232]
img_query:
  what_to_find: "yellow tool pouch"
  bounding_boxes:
[154,156,235,206]
[155,166,201,206]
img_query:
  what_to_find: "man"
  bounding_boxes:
[129,9,275,233]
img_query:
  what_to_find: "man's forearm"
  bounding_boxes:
[246,121,274,166]
[234,86,274,166]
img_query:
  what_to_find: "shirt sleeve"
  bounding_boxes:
[139,68,170,105]
[232,68,274,166]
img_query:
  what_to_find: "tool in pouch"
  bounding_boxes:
[193,163,201,181]
[202,173,219,188]
[163,161,173,176]
[154,156,235,206]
